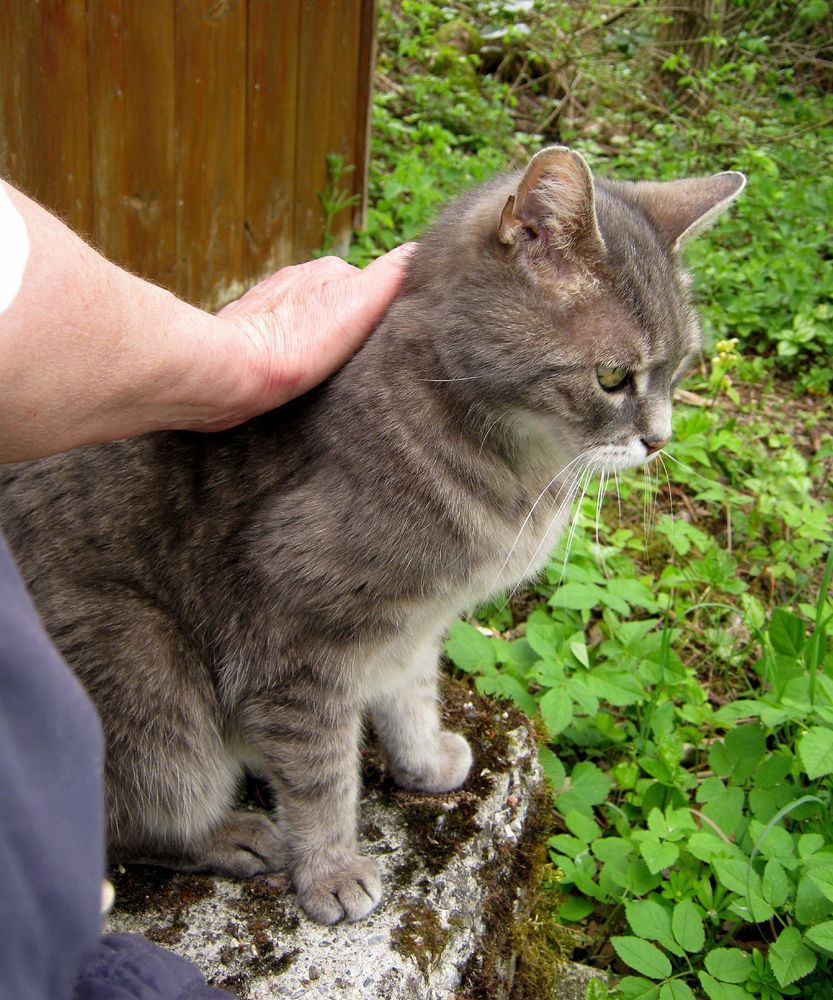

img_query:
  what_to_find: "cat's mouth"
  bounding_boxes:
[586,440,665,473]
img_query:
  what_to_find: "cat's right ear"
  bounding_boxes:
[498,146,606,261]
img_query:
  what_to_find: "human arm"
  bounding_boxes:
[0,180,411,463]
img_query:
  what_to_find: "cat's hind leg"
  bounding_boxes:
[370,632,472,794]
[130,810,285,879]
[60,596,283,876]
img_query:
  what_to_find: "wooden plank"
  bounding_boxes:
[0,4,20,177]
[5,0,92,235]
[352,0,377,234]
[327,0,362,251]
[293,0,361,261]
[175,0,247,308]
[87,0,177,288]
[245,0,301,284]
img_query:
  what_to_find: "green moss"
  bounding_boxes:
[209,970,248,998]
[457,773,577,1000]
[389,898,451,977]
[109,864,215,916]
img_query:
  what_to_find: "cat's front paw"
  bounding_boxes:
[391,730,473,794]
[295,855,382,925]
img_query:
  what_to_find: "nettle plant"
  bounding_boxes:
[445,500,833,998]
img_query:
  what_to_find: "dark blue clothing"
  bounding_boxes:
[0,535,229,1000]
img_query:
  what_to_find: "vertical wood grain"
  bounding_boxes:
[87,0,177,287]
[245,0,301,283]
[5,0,92,235]
[353,0,377,233]
[175,0,247,307]
[0,0,375,303]
[0,5,20,178]
[293,0,363,261]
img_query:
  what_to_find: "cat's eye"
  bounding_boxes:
[596,365,631,391]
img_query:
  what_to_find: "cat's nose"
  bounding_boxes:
[642,436,671,455]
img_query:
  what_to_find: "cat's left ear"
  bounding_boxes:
[498,146,606,260]
[632,172,746,252]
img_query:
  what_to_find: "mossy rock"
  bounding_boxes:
[105,681,603,998]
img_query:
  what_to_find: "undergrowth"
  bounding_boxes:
[344,3,833,996]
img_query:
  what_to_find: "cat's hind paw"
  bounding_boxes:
[194,811,286,878]
[295,856,382,924]
[391,730,473,794]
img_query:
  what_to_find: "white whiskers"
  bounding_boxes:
[556,469,593,590]
[489,451,593,596]
[656,451,674,530]
[507,463,591,601]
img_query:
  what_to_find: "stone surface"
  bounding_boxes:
[104,683,599,999]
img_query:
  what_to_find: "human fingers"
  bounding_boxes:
[218,255,359,318]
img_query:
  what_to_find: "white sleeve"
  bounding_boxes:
[0,183,30,316]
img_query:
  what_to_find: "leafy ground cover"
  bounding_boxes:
[344,3,833,996]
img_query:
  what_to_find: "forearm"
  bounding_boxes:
[0,182,244,462]
[0,181,410,464]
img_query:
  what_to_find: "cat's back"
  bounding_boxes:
[0,404,315,598]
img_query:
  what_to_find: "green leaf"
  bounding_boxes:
[570,637,590,668]
[697,972,751,1000]
[805,920,833,954]
[558,895,596,923]
[566,674,600,715]
[762,859,789,907]
[712,860,774,922]
[798,833,825,858]
[769,607,807,657]
[444,621,496,673]
[768,926,817,987]
[583,977,608,1000]
[565,810,601,844]
[625,898,682,957]
[798,726,833,778]
[556,762,611,818]
[548,834,585,858]
[537,746,566,792]
[611,937,672,980]
[475,673,537,716]
[671,899,705,953]
[592,837,633,863]
[607,857,663,896]
[696,779,745,840]
[809,865,833,903]
[539,688,574,735]
[753,754,792,789]
[708,724,766,785]
[658,983,695,1000]
[796,871,833,924]
[617,977,661,1000]
[525,615,562,659]
[639,836,679,875]
[685,831,745,865]
[704,948,753,984]
[550,582,604,611]
[585,668,647,706]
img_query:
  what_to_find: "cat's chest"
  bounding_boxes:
[356,489,574,698]
[466,478,576,603]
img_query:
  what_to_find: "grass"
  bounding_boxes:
[340,3,833,996]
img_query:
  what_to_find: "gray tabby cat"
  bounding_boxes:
[0,148,744,925]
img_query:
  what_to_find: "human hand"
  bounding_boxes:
[0,178,413,461]
[203,245,415,430]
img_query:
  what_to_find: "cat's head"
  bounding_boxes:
[412,147,745,475]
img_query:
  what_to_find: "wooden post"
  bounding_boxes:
[0,0,376,310]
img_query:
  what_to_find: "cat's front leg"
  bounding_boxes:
[371,634,473,794]
[241,684,381,925]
